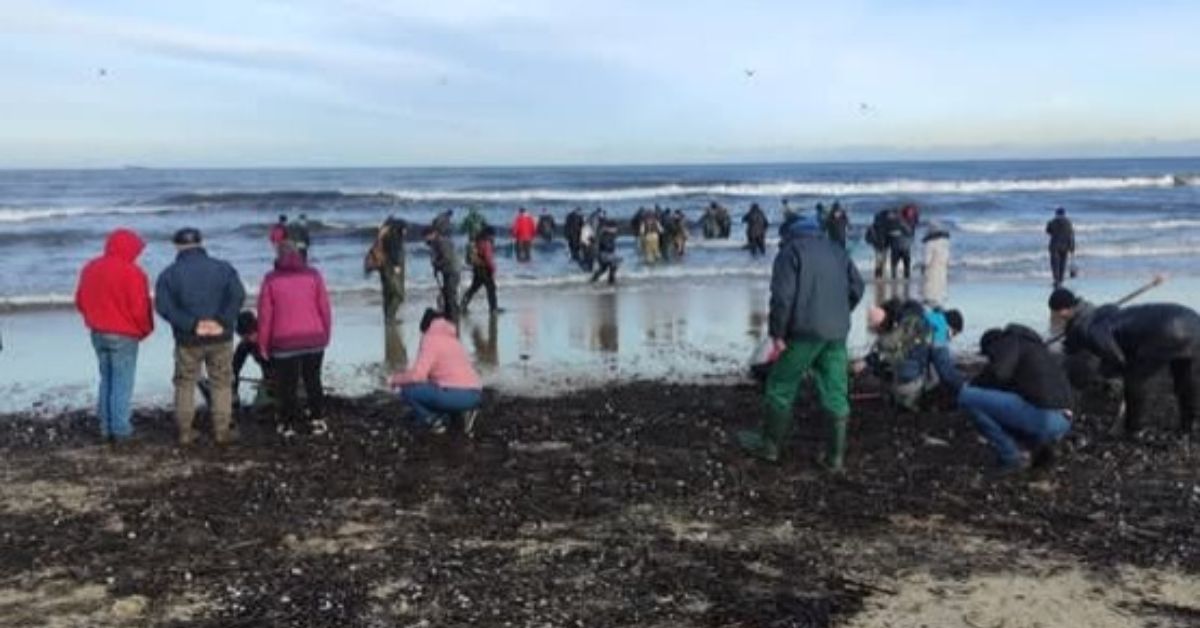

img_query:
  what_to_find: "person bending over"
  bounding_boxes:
[1050,288,1199,438]
[956,325,1072,477]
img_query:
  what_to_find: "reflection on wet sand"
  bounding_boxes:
[594,290,619,353]
[469,314,500,368]
[384,323,408,373]
[872,278,913,307]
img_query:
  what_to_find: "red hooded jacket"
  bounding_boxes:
[511,212,536,243]
[75,229,154,340]
[257,250,332,358]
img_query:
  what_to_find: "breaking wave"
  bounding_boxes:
[153,174,1190,206]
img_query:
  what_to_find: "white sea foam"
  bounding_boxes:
[377,175,1182,203]
[0,206,171,223]
[957,218,1200,235]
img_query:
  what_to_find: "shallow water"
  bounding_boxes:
[3,273,1199,415]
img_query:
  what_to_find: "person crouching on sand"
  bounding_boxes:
[955,326,1072,478]
[390,309,483,436]
[75,228,155,442]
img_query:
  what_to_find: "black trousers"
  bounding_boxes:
[1124,358,1197,434]
[440,272,460,321]
[463,269,498,312]
[591,260,617,284]
[890,247,911,279]
[275,351,324,430]
[748,234,766,257]
[1050,248,1069,286]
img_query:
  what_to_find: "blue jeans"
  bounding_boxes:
[958,385,1070,466]
[399,384,482,424]
[91,332,139,439]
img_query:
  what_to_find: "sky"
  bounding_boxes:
[1,0,1199,167]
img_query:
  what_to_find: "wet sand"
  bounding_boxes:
[4,273,1200,414]
[0,377,1196,627]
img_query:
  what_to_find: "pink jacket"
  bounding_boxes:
[257,251,332,357]
[391,319,482,389]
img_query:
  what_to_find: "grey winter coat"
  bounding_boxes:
[768,232,865,342]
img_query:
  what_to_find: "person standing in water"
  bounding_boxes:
[565,207,585,262]
[461,226,501,315]
[424,226,461,322]
[887,209,914,280]
[536,210,556,244]
[75,229,155,442]
[921,220,951,305]
[591,221,620,284]
[639,209,663,264]
[366,216,407,323]
[1045,207,1075,288]
[825,202,849,248]
[287,214,311,259]
[511,207,536,262]
[743,203,769,257]
[269,215,288,250]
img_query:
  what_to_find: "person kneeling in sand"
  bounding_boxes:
[860,299,962,412]
[390,309,483,435]
[956,325,1072,478]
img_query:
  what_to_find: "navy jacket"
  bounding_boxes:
[155,248,246,346]
[769,232,864,342]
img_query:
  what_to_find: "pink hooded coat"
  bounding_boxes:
[391,319,481,389]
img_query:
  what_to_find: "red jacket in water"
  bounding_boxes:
[257,250,332,357]
[511,212,536,242]
[75,229,154,339]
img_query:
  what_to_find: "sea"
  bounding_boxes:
[2,157,1200,308]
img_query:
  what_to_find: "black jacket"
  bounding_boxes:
[1045,216,1075,252]
[1064,302,1200,370]
[743,207,769,237]
[975,324,1073,409]
[155,248,246,346]
[769,232,864,342]
[429,237,460,279]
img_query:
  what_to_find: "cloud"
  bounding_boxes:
[2,0,465,80]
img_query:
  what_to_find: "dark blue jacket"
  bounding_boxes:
[155,248,245,346]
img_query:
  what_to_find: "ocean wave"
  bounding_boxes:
[960,244,1200,268]
[956,218,1200,235]
[154,174,1188,206]
[0,206,173,223]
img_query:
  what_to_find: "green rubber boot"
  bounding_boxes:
[822,415,848,473]
[737,404,793,463]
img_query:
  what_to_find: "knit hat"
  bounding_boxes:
[1048,288,1079,311]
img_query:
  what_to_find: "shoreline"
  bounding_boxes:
[5,273,1200,415]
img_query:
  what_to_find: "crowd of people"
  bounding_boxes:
[72,200,1196,481]
[739,204,1196,476]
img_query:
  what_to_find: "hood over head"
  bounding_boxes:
[275,247,307,271]
[104,228,145,261]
